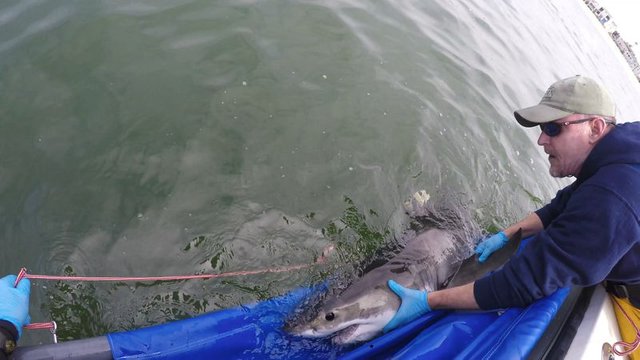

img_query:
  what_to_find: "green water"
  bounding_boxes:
[1,0,639,344]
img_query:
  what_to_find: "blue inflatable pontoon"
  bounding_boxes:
[12,236,589,360]
[13,285,576,360]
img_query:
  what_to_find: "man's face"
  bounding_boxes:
[537,114,594,178]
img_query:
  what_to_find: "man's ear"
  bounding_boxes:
[589,117,608,143]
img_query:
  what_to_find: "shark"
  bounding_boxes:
[284,198,522,345]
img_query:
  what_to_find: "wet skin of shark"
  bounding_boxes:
[284,228,522,345]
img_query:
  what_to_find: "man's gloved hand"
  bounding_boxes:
[383,280,431,333]
[475,231,508,263]
[0,275,31,339]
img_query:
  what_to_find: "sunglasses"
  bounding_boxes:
[539,117,613,137]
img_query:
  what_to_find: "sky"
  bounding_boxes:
[597,0,640,47]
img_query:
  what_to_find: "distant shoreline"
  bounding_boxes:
[582,0,640,82]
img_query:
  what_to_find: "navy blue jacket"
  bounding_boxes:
[475,122,640,309]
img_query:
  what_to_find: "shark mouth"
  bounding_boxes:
[331,324,360,345]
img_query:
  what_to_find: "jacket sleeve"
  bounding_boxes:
[534,185,574,227]
[475,183,638,309]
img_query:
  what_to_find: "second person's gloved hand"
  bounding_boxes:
[383,280,431,333]
[0,275,31,339]
[475,231,508,263]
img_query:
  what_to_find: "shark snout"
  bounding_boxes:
[283,322,323,338]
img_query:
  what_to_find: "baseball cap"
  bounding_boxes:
[514,75,616,127]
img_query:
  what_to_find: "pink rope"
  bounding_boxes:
[611,296,640,357]
[24,322,55,331]
[14,269,57,333]
[14,267,27,287]
[18,259,327,283]
[20,263,314,282]
[13,244,335,333]
[17,246,333,283]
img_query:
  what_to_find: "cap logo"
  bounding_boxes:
[541,86,555,102]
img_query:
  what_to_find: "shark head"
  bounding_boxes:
[285,286,398,345]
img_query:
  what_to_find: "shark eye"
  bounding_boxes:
[325,312,335,321]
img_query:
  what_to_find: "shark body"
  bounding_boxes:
[285,226,522,344]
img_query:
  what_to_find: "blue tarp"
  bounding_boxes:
[108,236,570,359]
[108,286,569,359]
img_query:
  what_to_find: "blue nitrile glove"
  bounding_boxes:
[383,280,431,333]
[0,275,31,339]
[475,231,508,263]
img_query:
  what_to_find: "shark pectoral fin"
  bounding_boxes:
[440,261,463,288]
[444,229,523,289]
[503,228,523,253]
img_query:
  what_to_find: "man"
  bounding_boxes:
[383,76,640,343]
[0,275,30,359]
